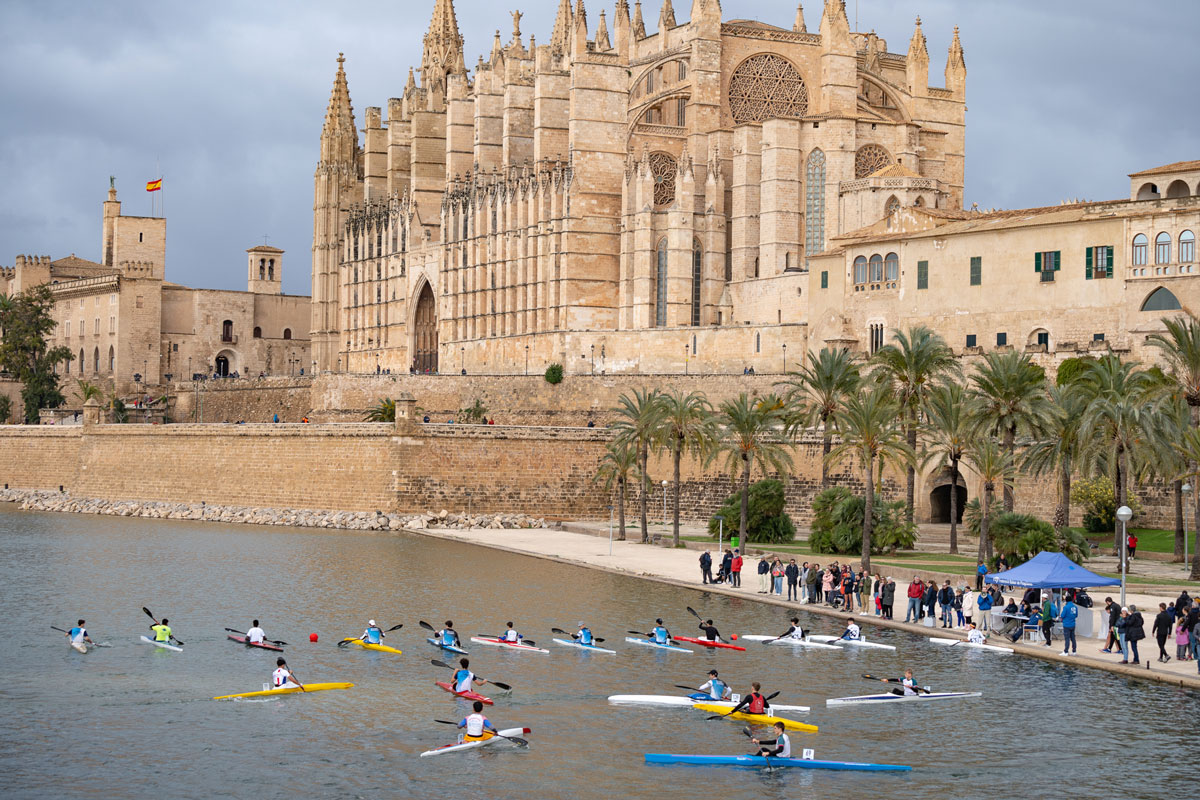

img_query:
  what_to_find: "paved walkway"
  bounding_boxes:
[411,524,1200,690]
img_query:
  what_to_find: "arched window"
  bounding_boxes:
[1141,287,1182,312]
[885,196,901,216]
[884,252,899,282]
[93,347,99,373]
[108,345,114,372]
[222,320,233,342]
[79,348,85,374]
[691,240,702,327]
[253,326,262,338]
[914,195,925,207]
[853,256,868,285]
[259,259,265,280]
[65,356,70,374]
[854,144,893,178]
[728,54,808,123]
[869,254,884,283]
[1136,182,1160,201]
[756,332,761,353]
[1181,230,1196,264]
[268,259,275,280]
[283,328,292,340]
[1156,232,1172,264]
[655,239,668,327]
[1132,234,1148,266]
[805,149,826,258]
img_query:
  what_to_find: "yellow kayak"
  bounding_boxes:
[341,638,403,654]
[693,703,819,732]
[214,682,354,700]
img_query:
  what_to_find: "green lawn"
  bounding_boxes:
[1072,527,1192,555]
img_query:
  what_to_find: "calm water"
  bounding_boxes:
[0,506,1194,800]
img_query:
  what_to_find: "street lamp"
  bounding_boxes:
[782,342,787,374]
[608,504,614,556]
[684,344,689,376]
[1184,482,1193,570]
[524,344,529,376]
[1116,504,1133,607]
[661,479,668,527]
[460,346,465,375]
[590,344,595,375]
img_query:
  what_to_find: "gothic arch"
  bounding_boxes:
[411,277,439,373]
[649,151,678,207]
[856,73,912,122]
[727,53,809,124]
[1141,287,1182,312]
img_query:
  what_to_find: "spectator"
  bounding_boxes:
[772,558,785,596]
[798,562,810,603]
[1174,590,1191,618]
[975,586,992,631]
[1041,593,1058,647]
[1101,597,1121,653]
[586,419,595,428]
[756,556,771,593]
[923,580,938,624]
[975,560,988,591]
[880,577,896,620]
[996,598,1023,640]
[730,550,743,588]
[272,413,279,423]
[858,572,872,615]
[1123,604,1145,664]
[1176,617,1191,662]
[699,550,713,585]
[1127,532,1138,559]
[962,586,976,628]
[805,564,819,604]
[937,581,955,628]
[822,569,835,605]
[1153,602,1173,663]
[841,568,855,612]
[1060,593,1079,655]
[785,559,800,601]
[954,587,966,627]
[719,549,733,584]
[905,577,924,623]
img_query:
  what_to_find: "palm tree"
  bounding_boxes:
[965,436,1014,563]
[1172,427,1200,580]
[967,350,1055,512]
[75,379,103,403]
[1147,315,1200,558]
[778,347,859,486]
[363,397,396,422]
[1147,398,1191,558]
[612,388,663,543]
[595,437,638,541]
[709,393,793,543]
[921,383,971,553]
[826,385,913,573]
[870,326,959,524]
[1021,385,1080,538]
[654,390,716,546]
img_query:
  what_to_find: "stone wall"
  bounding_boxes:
[0,426,81,489]
[0,377,23,423]
[168,376,312,423]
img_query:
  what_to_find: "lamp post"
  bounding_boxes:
[1184,483,1193,570]
[1116,504,1133,607]
[608,504,614,556]
[684,344,689,376]
[590,344,595,375]
[661,479,668,528]
[524,344,529,376]
[460,346,465,375]
[782,342,787,374]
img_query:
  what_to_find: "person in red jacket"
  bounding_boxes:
[905,577,925,623]
[730,550,743,588]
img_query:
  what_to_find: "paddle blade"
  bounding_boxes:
[551,627,570,635]
[594,637,606,642]
[506,736,529,747]
[490,681,513,691]
[337,639,353,647]
[386,623,404,632]
[705,715,724,721]
[431,659,452,669]
[434,719,459,725]
[419,620,435,631]
[766,691,780,700]
[626,630,648,636]
[674,685,698,692]
[687,606,701,620]
[271,640,289,646]
[223,627,242,634]
[741,727,753,738]
[522,640,536,647]
[142,607,155,620]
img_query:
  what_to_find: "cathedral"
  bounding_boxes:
[310,0,967,375]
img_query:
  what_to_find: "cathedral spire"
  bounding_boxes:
[908,16,929,61]
[572,0,588,56]
[633,1,646,38]
[659,0,676,31]
[595,10,611,50]
[550,0,573,55]
[793,3,807,33]
[906,16,929,96]
[321,53,357,164]
[421,0,465,89]
[945,25,966,95]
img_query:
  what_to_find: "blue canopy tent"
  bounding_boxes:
[984,551,1120,589]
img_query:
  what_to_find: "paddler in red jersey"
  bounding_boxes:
[728,681,771,715]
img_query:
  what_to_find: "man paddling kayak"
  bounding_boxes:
[436,621,462,649]
[839,618,861,641]
[751,721,791,758]
[149,616,176,644]
[650,619,673,645]
[729,682,771,715]
[697,619,725,643]
[246,620,266,645]
[775,617,807,641]
[499,623,523,644]
[697,670,732,701]
[966,623,986,645]
[273,657,304,690]
[65,620,93,648]
[458,701,496,742]
[360,620,385,645]
[879,669,920,696]
[576,623,595,646]
[453,658,489,693]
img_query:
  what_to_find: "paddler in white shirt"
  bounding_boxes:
[839,617,861,640]
[697,669,732,701]
[360,620,384,645]
[879,668,920,696]
[453,658,489,693]
[499,622,523,643]
[966,622,987,645]
[457,701,496,742]
[272,657,304,690]
[246,620,266,645]
[66,619,93,648]
[751,721,791,758]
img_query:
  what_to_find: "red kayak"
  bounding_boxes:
[227,634,283,652]
[672,635,746,652]
[435,681,494,705]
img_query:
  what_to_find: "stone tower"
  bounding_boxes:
[247,245,283,294]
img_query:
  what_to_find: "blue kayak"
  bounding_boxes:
[644,754,912,772]
[623,637,693,654]
[426,637,469,655]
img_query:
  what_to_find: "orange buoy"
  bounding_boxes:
[309,633,319,643]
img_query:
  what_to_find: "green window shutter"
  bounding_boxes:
[1107,246,1114,275]
[1054,251,1061,271]
[970,256,981,285]
[1034,252,1042,273]
[917,260,928,290]
[1085,247,1093,280]
[820,270,828,289]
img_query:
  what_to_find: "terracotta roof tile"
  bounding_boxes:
[1129,160,1200,177]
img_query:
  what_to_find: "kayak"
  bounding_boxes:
[435,680,493,705]
[228,634,284,652]
[929,637,1013,654]
[672,635,747,652]
[826,691,981,706]
[214,682,354,700]
[427,637,469,655]
[70,641,87,654]
[553,638,617,654]
[738,635,844,651]
[692,703,818,732]
[341,637,403,654]
[608,695,810,713]
[419,727,530,757]
[138,635,183,652]
[807,635,896,651]
[644,753,911,772]
[624,637,693,654]
[469,636,550,654]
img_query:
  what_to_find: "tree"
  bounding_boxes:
[1021,384,1082,538]
[870,326,958,524]
[1171,426,1200,580]
[967,350,1054,512]
[612,388,663,543]
[75,379,103,404]
[459,398,489,424]
[0,285,73,422]
[595,437,638,541]
[709,393,794,544]
[965,436,1014,563]
[777,347,860,486]
[1146,315,1200,560]
[921,383,971,553]
[653,390,716,546]
[707,479,796,544]
[0,395,11,424]
[826,385,913,573]
[363,397,396,422]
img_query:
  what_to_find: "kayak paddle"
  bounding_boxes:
[51,624,99,645]
[741,726,774,773]
[337,623,403,646]
[419,620,436,631]
[142,606,184,645]
[686,606,704,622]
[475,634,537,647]
[704,690,780,720]
[861,673,931,694]
[551,628,607,643]
[223,627,289,646]
[433,719,528,746]
[430,659,512,691]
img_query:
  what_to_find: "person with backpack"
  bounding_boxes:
[974,586,992,630]
[699,550,713,585]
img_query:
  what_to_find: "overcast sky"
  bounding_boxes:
[1,1,1196,296]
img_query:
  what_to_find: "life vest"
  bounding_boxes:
[746,692,766,714]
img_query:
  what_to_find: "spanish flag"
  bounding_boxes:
[146,178,162,192]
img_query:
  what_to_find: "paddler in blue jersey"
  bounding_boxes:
[576,622,595,645]
[458,701,496,742]
[453,658,490,693]
[360,619,385,644]
[437,621,461,648]
[651,618,673,645]
[697,669,731,701]
[65,619,93,648]
[499,622,523,643]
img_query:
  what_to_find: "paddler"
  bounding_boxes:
[436,621,462,649]
[499,622,523,643]
[576,622,595,645]
[697,669,732,701]
[729,682,770,715]
[776,617,806,641]
[966,622,987,645]
[453,658,489,693]
[148,615,176,644]
[650,618,673,645]
[751,721,791,758]
[65,619,93,648]
[697,619,725,643]
[360,619,385,645]
[246,619,266,645]
[839,617,861,641]
[458,700,496,742]
[272,657,304,690]
[879,669,920,696]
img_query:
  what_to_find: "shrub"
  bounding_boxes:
[1055,356,1095,387]
[990,511,1090,565]
[808,487,916,555]
[363,397,395,422]
[460,398,488,424]
[1072,476,1139,534]
[544,363,564,384]
[706,479,796,544]
[0,395,10,424]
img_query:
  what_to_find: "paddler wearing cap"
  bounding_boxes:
[576,622,595,646]
[697,669,731,701]
[360,619,385,645]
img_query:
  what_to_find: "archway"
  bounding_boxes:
[929,483,967,524]
[413,282,438,373]
[214,355,230,377]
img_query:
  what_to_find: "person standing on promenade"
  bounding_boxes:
[785,559,800,601]
[798,562,810,602]
[757,556,771,593]
[772,558,785,596]
[699,550,713,584]
[1040,594,1058,647]
[905,577,923,622]
[1124,605,1145,664]
[938,581,955,628]
[1059,594,1079,655]
[730,550,743,588]
[975,586,992,630]
[962,586,976,628]
[880,577,896,619]
[1175,617,1191,662]
[805,564,819,604]
[1187,600,1200,661]
[923,580,938,623]
[1153,602,1174,663]
[822,569,835,605]
[975,560,988,592]
[719,549,734,584]
[1101,598,1121,653]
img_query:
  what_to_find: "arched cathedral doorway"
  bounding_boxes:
[413,283,438,374]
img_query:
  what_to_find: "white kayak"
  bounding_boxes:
[419,727,530,757]
[807,635,896,651]
[624,637,692,654]
[826,691,981,706]
[739,635,844,651]
[608,694,811,713]
[70,641,88,654]
[552,638,617,654]
[929,637,1014,654]
[138,635,183,652]
[469,636,550,654]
